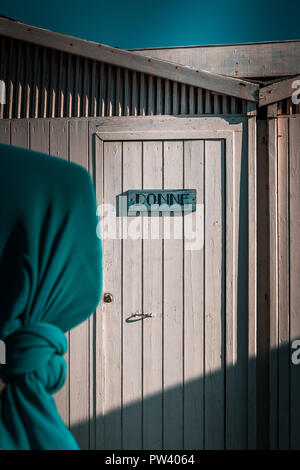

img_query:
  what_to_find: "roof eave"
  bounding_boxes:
[0,17,259,102]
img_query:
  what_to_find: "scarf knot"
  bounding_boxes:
[0,323,67,394]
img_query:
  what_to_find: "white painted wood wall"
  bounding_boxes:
[0,115,257,449]
[267,115,300,450]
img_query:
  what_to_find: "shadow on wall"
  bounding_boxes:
[71,118,299,450]
[70,117,299,450]
[70,344,300,451]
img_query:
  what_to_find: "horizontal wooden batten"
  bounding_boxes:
[132,41,300,79]
[0,17,258,102]
[259,75,300,106]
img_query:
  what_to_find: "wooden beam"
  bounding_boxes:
[132,41,300,78]
[259,75,300,106]
[267,103,278,117]
[0,17,259,102]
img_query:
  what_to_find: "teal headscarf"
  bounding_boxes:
[0,143,102,450]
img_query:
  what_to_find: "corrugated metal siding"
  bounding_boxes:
[0,36,248,119]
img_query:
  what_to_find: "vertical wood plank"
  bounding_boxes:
[29,119,49,153]
[163,140,183,449]
[231,97,237,114]
[66,55,73,118]
[50,119,70,428]
[97,140,123,449]
[107,65,113,117]
[277,101,283,115]
[16,40,23,119]
[268,103,277,118]
[0,121,10,144]
[88,121,98,449]
[268,117,278,449]
[139,73,146,116]
[277,117,290,449]
[49,120,68,160]
[183,140,204,449]
[122,141,143,449]
[74,56,81,118]
[58,52,65,118]
[142,141,163,449]
[289,116,300,450]
[83,59,89,117]
[50,49,57,118]
[99,63,106,117]
[197,88,204,114]
[247,113,257,449]
[131,71,138,116]
[222,96,229,114]
[226,128,248,449]
[286,98,293,115]
[68,119,90,449]
[11,120,28,148]
[89,125,100,450]
[188,86,195,115]
[213,94,221,114]
[164,80,171,115]
[172,82,179,115]
[180,84,187,115]
[42,47,49,118]
[95,138,123,449]
[25,42,31,119]
[33,45,39,119]
[91,61,97,117]
[7,39,15,119]
[204,140,224,449]
[124,69,131,116]
[205,90,211,114]
[156,78,162,115]
[148,76,154,115]
[116,67,123,116]
[256,120,270,449]
[0,37,7,119]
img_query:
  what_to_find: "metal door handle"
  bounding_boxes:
[126,313,153,322]
[132,313,153,318]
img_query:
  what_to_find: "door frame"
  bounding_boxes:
[89,114,257,449]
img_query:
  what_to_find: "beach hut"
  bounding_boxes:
[0,15,299,449]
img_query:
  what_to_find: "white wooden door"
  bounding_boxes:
[91,115,255,450]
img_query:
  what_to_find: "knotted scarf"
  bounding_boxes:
[0,143,102,449]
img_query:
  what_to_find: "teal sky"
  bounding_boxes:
[1,0,300,49]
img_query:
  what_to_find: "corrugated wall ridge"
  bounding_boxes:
[0,36,248,119]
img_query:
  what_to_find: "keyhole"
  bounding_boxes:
[103,293,113,303]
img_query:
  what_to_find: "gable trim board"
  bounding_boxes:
[259,75,300,107]
[131,41,300,79]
